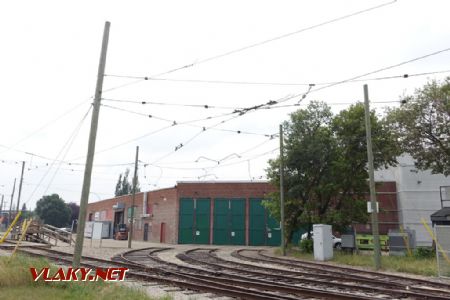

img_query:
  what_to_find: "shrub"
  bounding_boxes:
[299,239,313,253]
[414,247,435,259]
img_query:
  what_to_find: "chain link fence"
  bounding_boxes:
[435,225,450,278]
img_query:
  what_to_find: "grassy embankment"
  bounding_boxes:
[277,248,437,277]
[0,254,172,300]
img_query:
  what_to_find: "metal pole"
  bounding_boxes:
[73,21,110,268]
[0,194,4,215]
[279,124,286,256]
[16,161,25,214]
[0,194,4,229]
[363,84,381,270]
[8,179,16,226]
[128,146,139,249]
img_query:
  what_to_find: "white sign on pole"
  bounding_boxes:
[367,202,379,213]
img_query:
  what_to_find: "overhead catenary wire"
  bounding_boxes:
[102,98,242,110]
[94,48,450,166]
[223,46,450,114]
[0,99,92,156]
[105,68,450,87]
[100,103,275,137]
[100,103,236,125]
[150,114,244,164]
[143,145,280,171]
[9,45,446,171]
[23,105,92,206]
[41,106,92,196]
[102,0,397,94]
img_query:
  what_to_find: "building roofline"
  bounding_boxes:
[176,180,270,184]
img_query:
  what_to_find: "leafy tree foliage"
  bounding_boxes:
[67,202,79,223]
[34,194,71,227]
[20,203,34,220]
[114,168,140,196]
[264,101,400,243]
[386,78,450,175]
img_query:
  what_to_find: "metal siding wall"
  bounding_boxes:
[249,198,281,246]
[178,198,194,244]
[230,199,246,245]
[213,199,229,245]
[213,198,246,245]
[249,199,266,246]
[195,198,211,244]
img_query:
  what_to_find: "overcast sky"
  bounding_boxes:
[1,0,450,210]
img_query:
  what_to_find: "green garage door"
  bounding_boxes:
[249,199,266,246]
[178,198,211,244]
[213,198,246,245]
[249,198,281,246]
[195,198,211,244]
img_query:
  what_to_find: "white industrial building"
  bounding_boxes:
[375,155,449,247]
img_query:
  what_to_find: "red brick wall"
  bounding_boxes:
[87,192,146,240]
[87,181,398,243]
[176,182,275,199]
[146,187,178,244]
[354,181,399,235]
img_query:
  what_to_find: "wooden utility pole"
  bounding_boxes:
[128,146,139,249]
[73,21,110,268]
[279,124,286,256]
[363,84,381,270]
[15,161,25,214]
[0,194,4,216]
[8,179,16,226]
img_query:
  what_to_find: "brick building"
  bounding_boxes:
[86,180,400,245]
[87,181,276,245]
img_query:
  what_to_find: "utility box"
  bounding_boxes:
[341,226,356,251]
[388,229,416,256]
[313,224,333,261]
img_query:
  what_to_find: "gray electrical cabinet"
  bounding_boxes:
[313,224,333,261]
[388,229,416,256]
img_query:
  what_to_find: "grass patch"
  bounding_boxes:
[277,248,437,277]
[0,254,171,300]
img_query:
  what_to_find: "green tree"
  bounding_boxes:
[264,101,400,243]
[386,78,450,175]
[114,168,140,196]
[34,194,71,227]
[20,203,34,220]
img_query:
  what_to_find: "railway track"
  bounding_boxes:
[2,244,449,299]
[119,247,374,299]
[233,249,450,292]
[0,245,343,299]
[178,248,450,300]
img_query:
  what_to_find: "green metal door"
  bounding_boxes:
[249,198,281,246]
[213,198,246,245]
[230,199,246,245]
[178,198,194,244]
[267,213,281,246]
[194,198,210,244]
[178,198,211,244]
[213,198,229,245]
[249,199,266,246]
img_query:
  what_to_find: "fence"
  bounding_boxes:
[435,225,450,278]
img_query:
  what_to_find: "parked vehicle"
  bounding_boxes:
[114,223,128,240]
[301,231,342,249]
[58,227,71,233]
